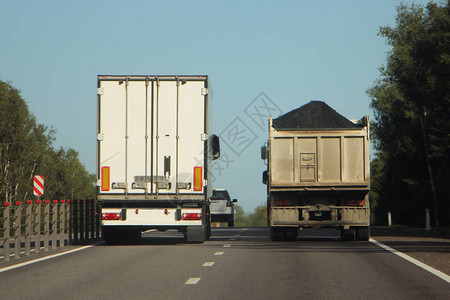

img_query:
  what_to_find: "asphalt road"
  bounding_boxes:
[0,228,448,300]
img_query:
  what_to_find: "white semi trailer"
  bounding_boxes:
[262,101,370,241]
[97,75,220,243]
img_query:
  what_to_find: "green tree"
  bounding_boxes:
[367,1,449,226]
[246,205,267,227]
[0,80,95,202]
[233,205,247,227]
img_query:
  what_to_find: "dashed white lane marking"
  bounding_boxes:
[214,251,224,256]
[370,238,450,283]
[203,262,215,267]
[230,238,236,241]
[223,244,231,248]
[0,244,100,273]
[185,277,201,285]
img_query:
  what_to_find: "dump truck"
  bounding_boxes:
[261,101,370,241]
[97,75,220,243]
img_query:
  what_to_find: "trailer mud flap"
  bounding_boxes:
[185,225,205,243]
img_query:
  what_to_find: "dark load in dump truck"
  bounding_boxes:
[262,101,370,241]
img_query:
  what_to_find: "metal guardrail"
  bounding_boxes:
[0,199,101,262]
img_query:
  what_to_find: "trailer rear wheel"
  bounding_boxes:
[102,227,120,245]
[228,217,234,227]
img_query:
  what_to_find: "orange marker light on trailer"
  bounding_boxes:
[101,166,110,191]
[193,166,203,191]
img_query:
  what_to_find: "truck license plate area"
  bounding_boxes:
[309,210,331,221]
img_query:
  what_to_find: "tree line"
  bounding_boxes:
[368,1,449,227]
[0,81,95,202]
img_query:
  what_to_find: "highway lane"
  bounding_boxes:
[0,228,448,300]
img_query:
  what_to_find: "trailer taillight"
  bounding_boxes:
[102,212,121,220]
[193,166,202,191]
[182,213,202,220]
[101,166,110,191]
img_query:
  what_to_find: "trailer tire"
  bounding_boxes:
[102,227,120,245]
[356,226,370,241]
[228,218,234,227]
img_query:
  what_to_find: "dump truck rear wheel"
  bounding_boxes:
[270,227,283,241]
[356,226,370,241]
[284,227,298,241]
[341,229,356,241]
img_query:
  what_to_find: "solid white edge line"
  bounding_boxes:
[370,238,450,283]
[0,242,102,273]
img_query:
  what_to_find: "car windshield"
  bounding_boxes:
[211,190,230,200]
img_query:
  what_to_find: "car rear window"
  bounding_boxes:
[211,190,230,200]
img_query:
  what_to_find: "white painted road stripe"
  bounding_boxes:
[223,244,231,248]
[370,238,450,283]
[203,262,215,267]
[185,277,201,285]
[0,244,99,273]
[214,251,224,256]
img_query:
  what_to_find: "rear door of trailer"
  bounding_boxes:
[97,76,207,199]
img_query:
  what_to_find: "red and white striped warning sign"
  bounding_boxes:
[33,175,44,196]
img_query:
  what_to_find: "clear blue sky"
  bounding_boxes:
[0,0,431,214]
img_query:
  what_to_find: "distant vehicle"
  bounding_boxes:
[97,75,220,244]
[210,189,237,227]
[262,101,370,241]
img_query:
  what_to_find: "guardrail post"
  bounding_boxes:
[72,199,79,244]
[80,200,85,242]
[43,200,50,252]
[51,200,58,250]
[68,200,73,244]
[24,200,32,256]
[2,202,11,261]
[59,200,66,247]
[14,201,22,259]
[425,208,431,231]
[34,200,42,254]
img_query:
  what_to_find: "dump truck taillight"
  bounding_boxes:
[102,212,121,220]
[346,199,365,206]
[101,166,110,191]
[182,213,202,220]
[193,166,202,191]
[274,199,295,206]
